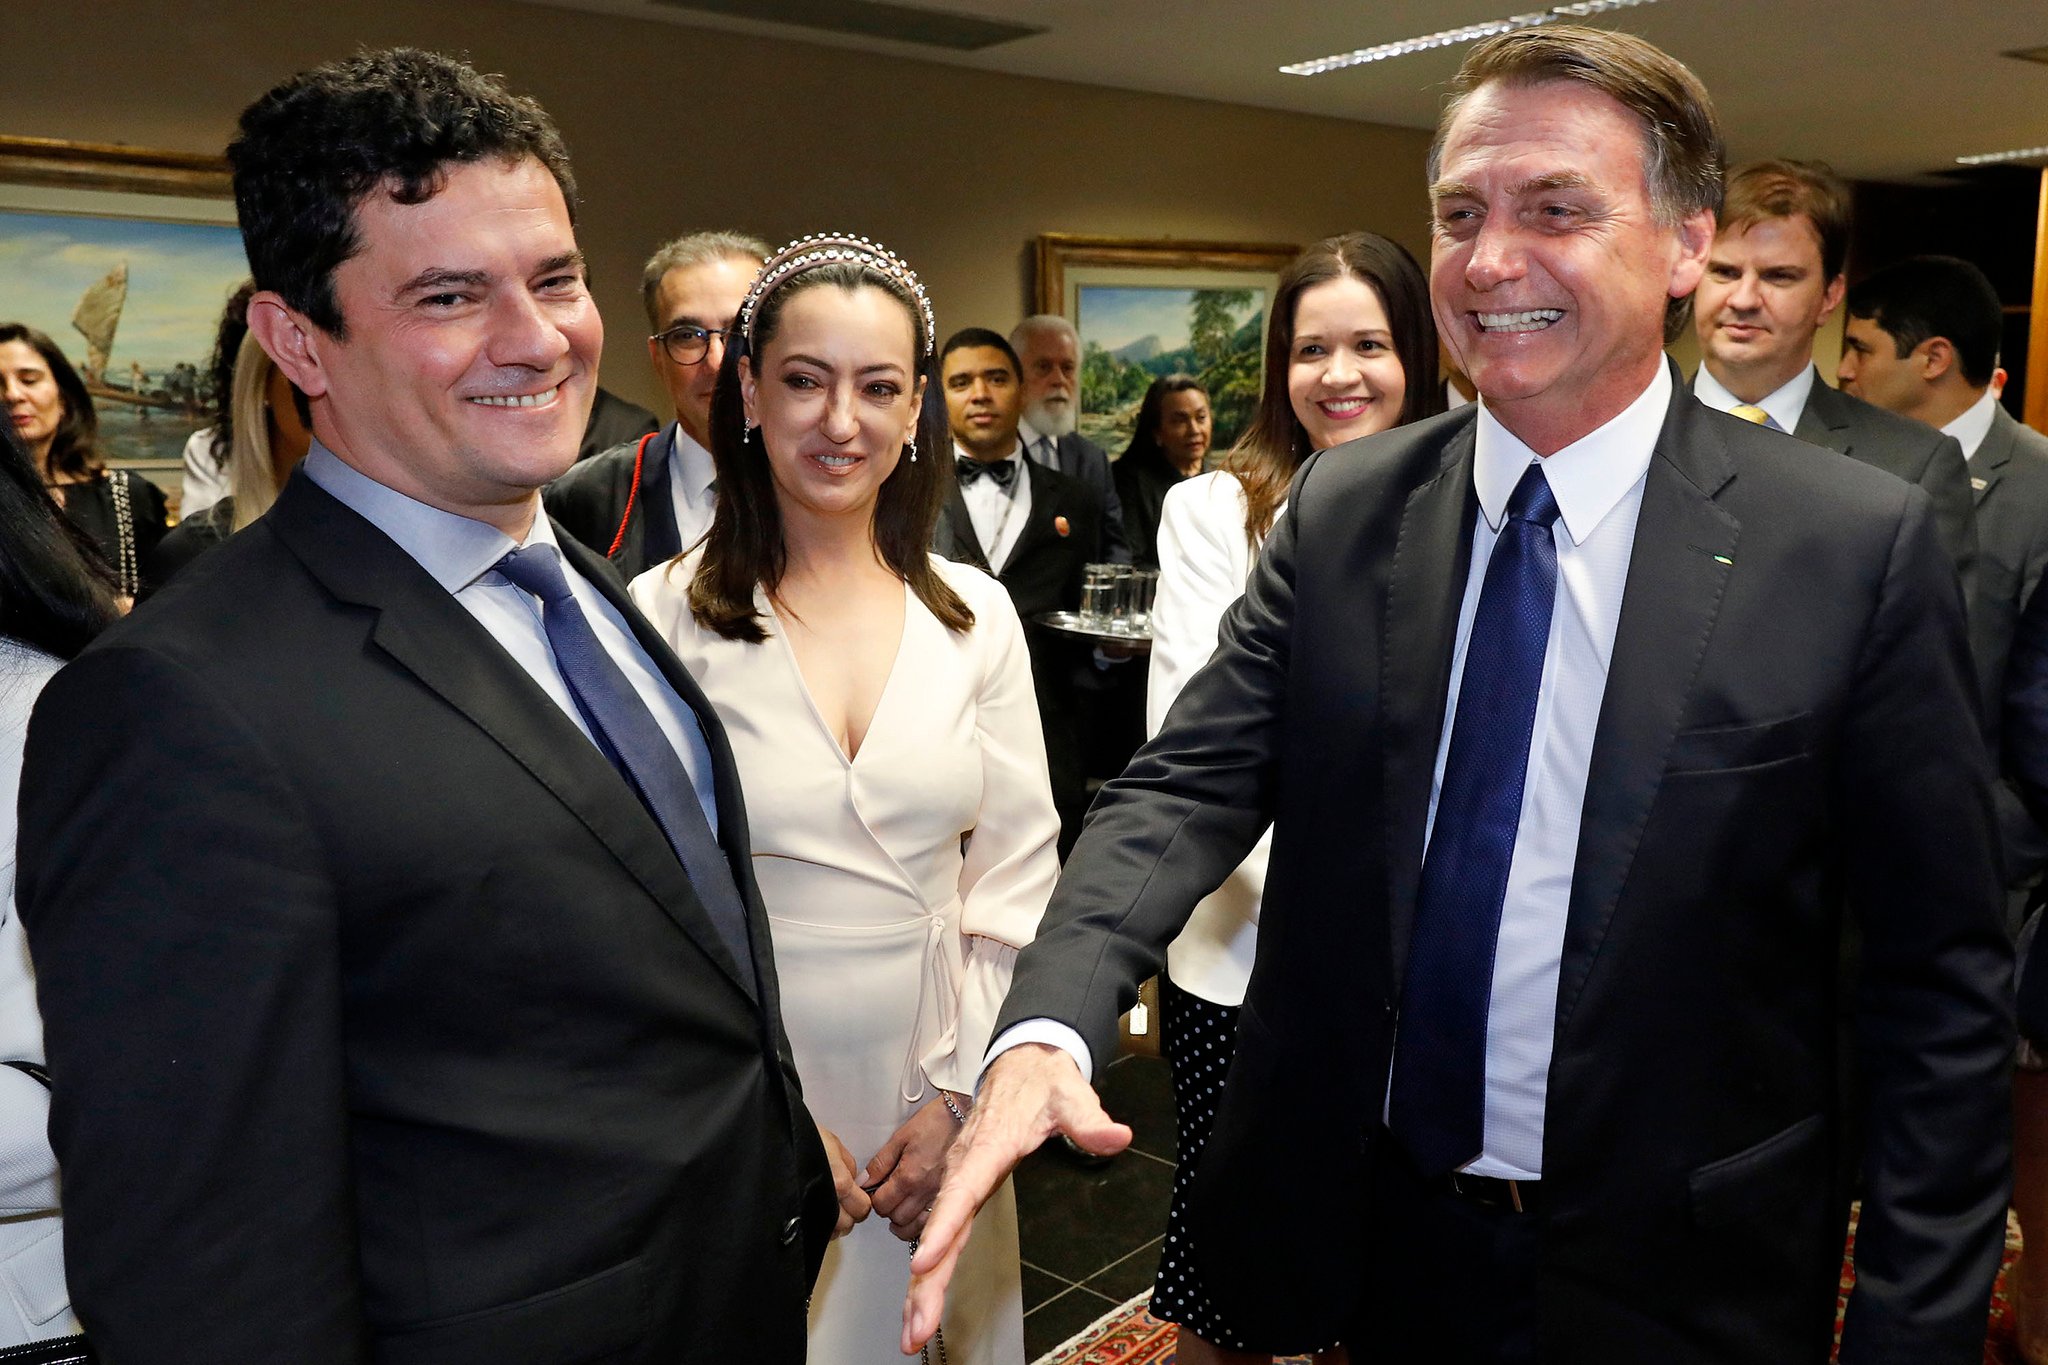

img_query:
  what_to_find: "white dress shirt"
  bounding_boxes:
[666,424,719,552]
[1693,363,1814,433]
[1419,362,1665,1178]
[955,439,1032,573]
[304,443,720,832]
[1942,389,2001,461]
[179,427,230,518]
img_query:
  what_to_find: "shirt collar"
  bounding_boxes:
[669,423,718,502]
[303,441,545,593]
[1473,360,1670,547]
[1942,388,2001,461]
[1693,362,1814,434]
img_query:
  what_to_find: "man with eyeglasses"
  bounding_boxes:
[549,230,768,580]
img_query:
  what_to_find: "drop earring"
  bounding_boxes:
[905,437,919,464]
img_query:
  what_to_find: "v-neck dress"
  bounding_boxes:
[631,550,1058,1365]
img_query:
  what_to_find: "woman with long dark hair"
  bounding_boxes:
[0,414,116,1352]
[0,323,170,602]
[1146,232,1441,1365]
[631,235,1055,1363]
[1114,372,1212,568]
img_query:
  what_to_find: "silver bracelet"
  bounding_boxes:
[939,1090,968,1125]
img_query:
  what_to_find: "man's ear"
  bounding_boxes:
[1667,208,1716,300]
[1816,274,1847,326]
[1921,337,1958,384]
[245,292,331,399]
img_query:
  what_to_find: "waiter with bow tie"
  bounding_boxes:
[933,326,1105,854]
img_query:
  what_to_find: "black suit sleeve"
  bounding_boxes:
[1835,489,2014,1362]
[17,646,367,1362]
[994,462,1303,1067]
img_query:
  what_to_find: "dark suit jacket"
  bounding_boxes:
[1967,406,2048,890]
[1792,372,1979,600]
[577,385,660,463]
[17,472,836,1364]
[1030,431,1131,564]
[546,423,681,583]
[934,459,1103,842]
[997,382,2013,1361]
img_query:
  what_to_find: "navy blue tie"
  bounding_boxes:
[496,544,754,977]
[1388,462,1562,1177]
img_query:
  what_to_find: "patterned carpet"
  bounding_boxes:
[1032,1212,2028,1365]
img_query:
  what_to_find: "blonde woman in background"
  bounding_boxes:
[146,331,312,591]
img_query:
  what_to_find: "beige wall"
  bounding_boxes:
[11,2,1436,418]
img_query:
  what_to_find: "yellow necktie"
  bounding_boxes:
[1730,404,1778,430]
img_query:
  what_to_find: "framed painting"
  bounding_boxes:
[1034,234,1297,455]
[0,135,244,481]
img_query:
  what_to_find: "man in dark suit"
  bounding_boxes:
[16,50,836,1364]
[548,231,767,581]
[1689,159,1978,593]
[934,326,1104,852]
[1011,313,1130,564]
[909,27,2011,1364]
[1840,257,2048,874]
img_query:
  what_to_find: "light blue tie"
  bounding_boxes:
[1388,463,1562,1176]
[496,544,754,977]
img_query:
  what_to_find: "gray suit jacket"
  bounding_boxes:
[1970,405,2048,888]
[1793,372,1978,605]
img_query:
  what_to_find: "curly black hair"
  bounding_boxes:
[227,48,577,339]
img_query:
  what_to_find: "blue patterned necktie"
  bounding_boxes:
[1388,462,1562,1177]
[495,544,754,976]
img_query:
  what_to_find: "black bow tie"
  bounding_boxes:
[956,455,1018,489]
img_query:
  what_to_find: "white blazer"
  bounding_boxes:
[1148,472,1272,1006]
[0,638,76,1344]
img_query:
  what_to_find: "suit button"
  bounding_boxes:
[781,1216,802,1245]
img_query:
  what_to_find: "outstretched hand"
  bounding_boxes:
[900,1044,1130,1354]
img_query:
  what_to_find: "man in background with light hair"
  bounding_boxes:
[1012,313,1129,563]
[549,229,767,580]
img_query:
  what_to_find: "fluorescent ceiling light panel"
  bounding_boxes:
[1281,0,1662,76]
[1954,145,2048,167]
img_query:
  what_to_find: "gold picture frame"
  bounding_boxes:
[1034,234,1299,454]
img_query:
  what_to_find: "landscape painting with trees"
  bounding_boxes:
[1076,285,1266,457]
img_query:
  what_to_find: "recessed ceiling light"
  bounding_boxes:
[1954,145,2048,167]
[1281,0,1663,76]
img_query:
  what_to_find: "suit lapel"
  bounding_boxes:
[1381,423,1481,986]
[935,480,992,571]
[1003,461,1063,572]
[266,475,760,1005]
[1792,372,1854,457]
[1554,390,1738,1038]
[1971,410,2014,505]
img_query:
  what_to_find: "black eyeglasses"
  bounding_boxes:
[651,325,730,366]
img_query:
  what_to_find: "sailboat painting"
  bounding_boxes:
[0,206,247,466]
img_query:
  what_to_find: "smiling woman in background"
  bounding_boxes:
[1145,231,1440,1365]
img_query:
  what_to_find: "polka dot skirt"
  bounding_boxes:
[1151,977,1338,1354]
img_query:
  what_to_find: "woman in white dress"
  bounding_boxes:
[630,235,1054,1365]
[1146,233,1441,1365]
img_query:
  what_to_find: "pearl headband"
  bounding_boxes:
[737,232,936,357]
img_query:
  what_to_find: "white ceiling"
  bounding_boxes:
[518,0,2048,183]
